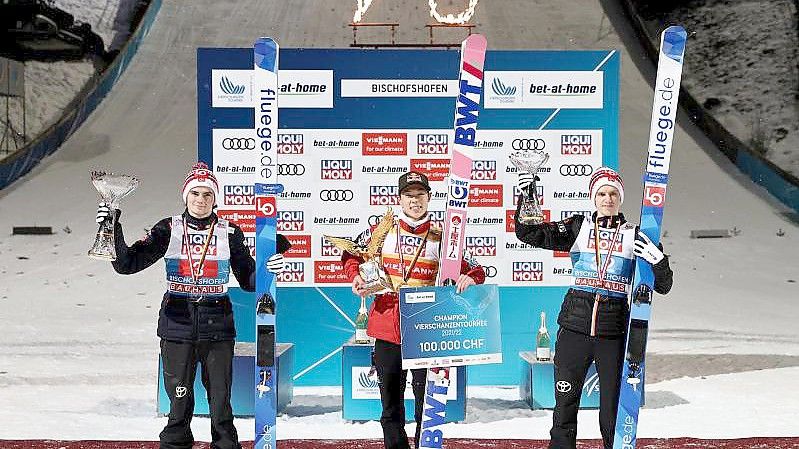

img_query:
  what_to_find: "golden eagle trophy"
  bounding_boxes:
[324,207,396,295]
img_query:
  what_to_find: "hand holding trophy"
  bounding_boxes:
[88,170,139,260]
[509,146,549,225]
[324,207,396,296]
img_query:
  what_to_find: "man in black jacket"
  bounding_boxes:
[515,166,673,449]
[97,162,288,449]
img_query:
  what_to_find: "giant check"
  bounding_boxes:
[399,284,502,369]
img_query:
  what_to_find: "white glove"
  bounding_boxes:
[517,172,540,192]
[96,202,112,224]
[633,231,664,264]
[266,253,285,274]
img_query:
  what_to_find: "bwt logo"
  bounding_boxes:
[513,185,543,206]
[321,236,343,257]
[465,236,497,257]
[491,78,516,96]
[410,158,449,182]
[399,235,425,255]
[512,261,544,282]
[223,185,254,206]
[417,134,448,154]
[277,261,304,283]
[471,160,497,181]
[277,210,304,232]
[219,76,245,95]
[321,159,353,180]
[428,210,445,229]
[587,229,624,253]
[561,134,592,155]
[370,185,399,206]
[277,133,304,154]
[561,210,592,220]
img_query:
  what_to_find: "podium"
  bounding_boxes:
[519,351,602,409]
[341,342,467,422]
[157,342,294,416]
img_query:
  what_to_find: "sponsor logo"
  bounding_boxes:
[277,133,304,154]
[277,261,305,283]
[417,134,448,155]
[559,164,593,176]
[513,185,544,206]
[554,250,570,258]
[428,210,445,230]
[471,160,497,181]
[222,185,254,206]
[469,184,503,207]
[221,137,255,150]
[182,234,218,256]
[277,210,304,232]
[465,236,497,257]
[216,210,256,233]
[255,196,276,218]
[285,235,311,258]
[369,185,398,206]
[512,261,544,282]
[175,386,188,398]
[276,70,334,108]
[561,210,592,220]
[512,138,545,151]
[643,185,666,208]
[483,265,497,278]
[321,159,353,180]
[278,163,306,176]
[506,209,550,233]
[212,70,251,107]
[491,78,516,96]
[220,76,245,95]
[561,134,592,155]
[556,380,572,393]
[410,158,449,182]
[553,267,573,276]
[320,189,354,202]
[587,228,624,253]
[362,133,407,156]
[321,236,343,257]
[351,367,380,399]
[398,235,425,255]
[314,261,349,283]
[584,372,600,397]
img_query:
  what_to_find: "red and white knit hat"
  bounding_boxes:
[589,166,624,204]
[181,162,219,204]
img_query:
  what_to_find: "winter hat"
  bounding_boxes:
[182,162,219,205]
[589,166,624,204]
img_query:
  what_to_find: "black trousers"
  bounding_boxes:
[549,328,625,449]
[159,339,241,449]
[373,339,428,449]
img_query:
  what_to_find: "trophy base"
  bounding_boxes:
[88,251,116,261]
[518,215,545,225]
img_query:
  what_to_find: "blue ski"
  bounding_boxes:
[613,26,687,449]
[253,37,280,449]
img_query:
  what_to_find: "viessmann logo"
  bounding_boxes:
[277,210,304,232]
[468,185,503,207]
[362,133,407,156]
[512,261,544,282]
[321,160,353,180]
[285,235,311,258]
[410,158,449,182]
[278,134,304,155]
[223,185,254,206]
[216,210,256,233]
[370,185,398,206]
[417,134,448,154]
[314,261,349,283]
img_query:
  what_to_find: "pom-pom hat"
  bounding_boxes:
[182,162,219,205]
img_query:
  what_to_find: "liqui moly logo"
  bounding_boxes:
[223,185,254,206]
[277,261,305,283]
[417,134,448,154]
[561,210,592,220]
[370,185,399,206]
[587,229,624,253]
[314,261,349,283]
[285,235,311,258]
[277,133,304,154]
[410,158,449,181]
[469,184,503,207]
[465,236,497,257]
[399,235,425,255]
[244,236,255,257]
[321,236,343,257]
[561,134,592,155]
[277,210,304,232]
[428,210,445,230]
[321,159,353,180]
[471,160,497,180]
[183,234,218,256]
[362,133,407,156]
[512,261,544,282]
[513,185,543,206]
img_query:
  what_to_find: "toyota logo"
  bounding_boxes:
[221,137,255,150]
[320,189,354,202]
[556,380,572,393]
[175,386,188,398]
[512,138,545,150]
[278,164,305,176]
[483,265,497,278]
[559,164,593,176]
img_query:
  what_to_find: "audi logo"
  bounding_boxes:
[556,380,572,393]
[221,138,255,150]
[278,164,305,176]
[368,214,382,226]
[559,164,593,176]
[512,138,545,150]
[320,189,354,202]
[483,265,497,278]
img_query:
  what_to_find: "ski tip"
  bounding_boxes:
[464,33,487,50]
[254,37,279,70]
[661,26,687,62]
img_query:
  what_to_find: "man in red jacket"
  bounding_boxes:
[342,171,485,449]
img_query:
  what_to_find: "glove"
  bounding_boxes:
[517,172,540,192]
[266,253,285,274]
[633,231,664,264]
[96,202,112,224]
